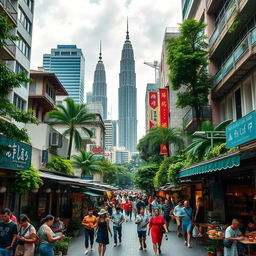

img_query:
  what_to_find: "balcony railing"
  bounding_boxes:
[5,38,16,56]
[209,0,241,47]
[183,106,212,128]
[0,0,17,24]
[213,27,256,87]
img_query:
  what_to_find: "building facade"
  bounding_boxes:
[86,91,93,104]
[118,22,137,153]
[110,147,131,164]
[43,45,85,104]
[92,44,107,119]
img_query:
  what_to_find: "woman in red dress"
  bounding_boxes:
[148,208,168,255]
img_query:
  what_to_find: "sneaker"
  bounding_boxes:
[84,249,89,255]
[119,239,122,244]
[139,247,143,250]
[90,247,94,251]
[114,243,117,247]
[143,241,147,248]
[159,248,162,254]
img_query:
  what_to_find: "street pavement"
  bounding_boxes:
[67,219,206,256]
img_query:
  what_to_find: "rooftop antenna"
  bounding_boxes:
[126,17,130,41]
[99,40,102,61]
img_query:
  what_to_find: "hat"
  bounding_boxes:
[98,209,108,215]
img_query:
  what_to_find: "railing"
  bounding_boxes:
[0,0,17,23]
[4,38,16,57]
[182,0,193,20]
[183,106,212,128]
[213,27,256,87]
[209,0,241,47]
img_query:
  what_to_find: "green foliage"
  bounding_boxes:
[97,158,117,184]
[63,236,72,243]
[72,150,101,178]
[205,143,228,160]
[13,167,43,194]
[47,98,96,159]
[154,157,173,188]
[46,156,74,175]
[0,16,37,154]
[167,162,184,185]
[116,166,133,187]
[167,19,212,127]
[68,220,82,230]
[134,165,159,193]
[55,241,69,252]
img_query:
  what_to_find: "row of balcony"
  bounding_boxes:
[0,0,17,26]
[213,27,256,89]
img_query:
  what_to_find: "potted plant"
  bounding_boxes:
[206,246,215,256]
[69,220,82,237]
[55,241,69,256]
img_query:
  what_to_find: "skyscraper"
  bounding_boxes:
[118,20,137,153]
[43,45,85,104]
[92,42,107,119]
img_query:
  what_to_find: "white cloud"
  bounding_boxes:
[31,0,182,142]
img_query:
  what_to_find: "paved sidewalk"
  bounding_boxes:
[67,220,205,256]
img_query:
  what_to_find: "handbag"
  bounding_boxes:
[17,224,32,245]
[223,239,233,248]
[15,245,25,256]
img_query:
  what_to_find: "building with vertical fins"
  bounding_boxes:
[92,42,107,119]
[43,45,85,104]
[118,20,137,153]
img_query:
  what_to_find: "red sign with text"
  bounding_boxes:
[160,144,168,155]
[149,91,158,109]
[158,88,169,128]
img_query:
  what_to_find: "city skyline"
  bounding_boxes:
[31,0,182,140]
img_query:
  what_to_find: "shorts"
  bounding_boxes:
[137,231,147,238]
[182,222,193,232]
[125,211,130,216]
[164,215,170,222]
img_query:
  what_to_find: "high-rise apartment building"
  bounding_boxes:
[104,120,113,151]
[0,0,34,124]
[86,91,92,104]
[43,45,85,104]
[118,21,137,153]
[92,43,107,119]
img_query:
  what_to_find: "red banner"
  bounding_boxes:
[92,147,103,154]
[160,144,168,155]
[158,88,169,128]
[149,91,158,109]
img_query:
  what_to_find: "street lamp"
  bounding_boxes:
[193,131,226,148]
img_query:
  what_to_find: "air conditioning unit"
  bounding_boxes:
[50,132,62,147]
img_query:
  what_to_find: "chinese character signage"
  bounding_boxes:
[158,88,169,128]
[0,136,32,170]
[226,110,256,149]
[148,91,158,129]
[149,91,158,109]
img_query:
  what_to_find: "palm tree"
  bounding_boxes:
[96,158,117,184]
[72,150,101,178]
[47,98,96,159]
[186,119,232,161]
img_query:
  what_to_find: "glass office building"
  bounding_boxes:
[43,45,85,103]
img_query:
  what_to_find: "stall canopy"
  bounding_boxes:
[179,153,240,178]
[83,191,102,197]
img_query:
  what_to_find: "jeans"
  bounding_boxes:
[84,229,94,248]
[38,243,54,256]
[0,248,11,256]
[113,226,122,244]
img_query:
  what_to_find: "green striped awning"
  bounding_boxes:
[83,191,102,197]
[179,153,240,178]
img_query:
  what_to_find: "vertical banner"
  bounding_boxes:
[148,91,158,129]
[158,88,169,155]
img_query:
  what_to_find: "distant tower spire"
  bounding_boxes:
[126,17,130,41]
[99,40,102,61]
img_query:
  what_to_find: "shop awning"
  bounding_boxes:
[83,191,102,197]
[179,153,240,178]
[87,186,108,192]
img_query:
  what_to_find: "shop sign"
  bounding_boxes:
[160,144,168,155]
[149,91,158,109]
[226,110,256,149]
[158,88,169,128]
[0,135,32,171]
[92,146,103,154]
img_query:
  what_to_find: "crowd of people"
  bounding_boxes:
[0,191,255,256]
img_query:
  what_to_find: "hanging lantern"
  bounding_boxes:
[0,186,7,193]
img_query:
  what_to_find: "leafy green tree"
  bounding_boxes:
[186,120,232,162]
[167,162,184,186]
[154,157,173,188]
[134,165,159,193]
[0,15,37,154]
[47,98,96,159]
[167,19,212,129]
[46,156,74,175]
[72,150,101,178]
[97,158,117,184]
[116,166,134,187]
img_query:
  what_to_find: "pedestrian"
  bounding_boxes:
[132,199,138,220]
[51,216,65,233]
[151,197,159,211]
[38,215,63,256]
[224,219,245,256]
[179,200,193,248]
[10,209,17,224]
[194,197,205,237]
[82,208,97,255]
[123,199,132,222]
[163,199,172,232]
[136,198,145,214]
[111,207,124,247]
[95,209,112,256]
[173,200,183,237]
[148,208,168,256]
[0,208,18,256]
[135,207,150,251]
[15,214,36,256]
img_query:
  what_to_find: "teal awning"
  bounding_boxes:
[179,153,240,178]
[83,191,102,197]
[87,186,108,192]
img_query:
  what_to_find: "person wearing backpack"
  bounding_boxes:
[224,219,245,256]
[179,200,193,248]
[15,214,36,256]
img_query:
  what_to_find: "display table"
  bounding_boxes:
[240,239,256,256]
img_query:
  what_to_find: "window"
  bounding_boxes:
[18,6,32,34]
[243,80,253,115]
[17,34,30,59]
[235,88,242,120]
[24,0,33,12]
[55,52,60,56]
[15,62,28,88]
[13,94,26,110]
[71,52,77,56]
[46,83,55,100]
[91,128,96,137]
[61,52,70,56]
[226,97,233,120]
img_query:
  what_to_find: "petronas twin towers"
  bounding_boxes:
[92,20,137,153]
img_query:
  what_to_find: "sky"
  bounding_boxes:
[31,0,182,141]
